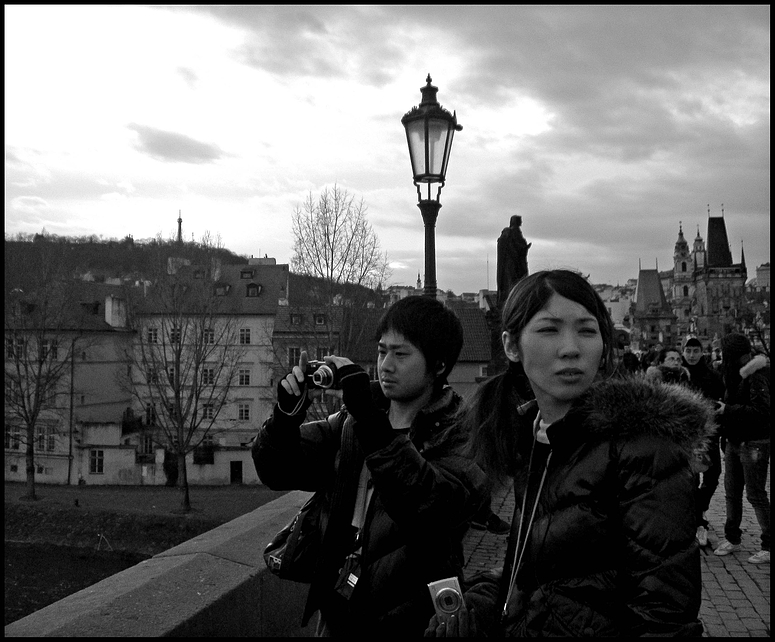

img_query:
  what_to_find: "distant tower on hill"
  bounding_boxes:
[177,210,183,244]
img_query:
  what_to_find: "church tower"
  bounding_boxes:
[672,222,694,335]
[692,224,706,270]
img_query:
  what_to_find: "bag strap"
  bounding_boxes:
[303,410,363,624]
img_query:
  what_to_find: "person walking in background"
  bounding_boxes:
[621,344,640,374]
[682,337,725,548]
[713,333,771,564]
[253,296,487,636]
[645,346,691,385]
[426,270,712,637]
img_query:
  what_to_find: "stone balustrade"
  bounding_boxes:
[5,490,316,637]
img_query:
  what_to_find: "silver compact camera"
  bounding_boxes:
[428,577,464,625]
[305,360,339,389]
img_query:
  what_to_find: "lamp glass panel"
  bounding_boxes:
[441,127,455,176]
[406,120,426,178]
[426,118,449,177]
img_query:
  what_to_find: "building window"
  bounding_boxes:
[240,269,254,280]
[204,328,215,344]
[202,367,215,385]
[147,327,158,344]
[140,434,154,455]
[168,366,177,383]
[202,403,215,419]
[316,346,330,361]
[170,327,181,344]
[90,449,105,474]
[5,425,21,450]
[238,403,251,421]
[681,262,687,272]
[290,314,302,325]
[683,286,689,297]
[314,314,326,325]
[246,283,261,297]
[239,328,251,345]
[145,403,156,426]
[215,285,229,296]
[239,369,251,386]
[146,368,158,384]
[36,425,55,452]
[41,339,58,360]
[288,347,300,366]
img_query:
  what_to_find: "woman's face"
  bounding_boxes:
[502,293,604,423]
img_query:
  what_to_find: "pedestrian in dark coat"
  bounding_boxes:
[254,296,487,637]
[681,336,725,547]
[425,270,711,638]
[712,333,771,564]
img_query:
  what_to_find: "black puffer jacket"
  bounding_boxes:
[465,376,714,637]
[718,355,770,444]
[253,371,486,637]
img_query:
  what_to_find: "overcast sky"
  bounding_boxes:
[5,5,770,293]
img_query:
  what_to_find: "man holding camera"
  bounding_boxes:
[253,296,486,636]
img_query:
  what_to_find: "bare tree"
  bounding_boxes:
[291,184,391,295]
[283,186,391,416]
[4,243,81,500]
[122,243,247,512]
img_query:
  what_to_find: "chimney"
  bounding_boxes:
[105,294,127,328]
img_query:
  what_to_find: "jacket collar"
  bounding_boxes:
[740,354,768,379]
[545,375,714,453]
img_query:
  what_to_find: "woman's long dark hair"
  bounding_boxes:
[462,270,616,485]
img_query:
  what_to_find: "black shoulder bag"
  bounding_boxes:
[263,412,355,583]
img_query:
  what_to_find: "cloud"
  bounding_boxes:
[10,195,49,214]
[176,66,199,89]
[127,123,225,164]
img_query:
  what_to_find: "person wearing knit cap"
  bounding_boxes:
[682,337,725,548]
[713,333,771,564]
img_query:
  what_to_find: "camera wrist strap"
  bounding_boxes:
[503,417,552,620]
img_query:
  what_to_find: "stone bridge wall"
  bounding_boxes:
[5,490,316,637]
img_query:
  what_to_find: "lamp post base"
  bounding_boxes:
[418,200,442,298]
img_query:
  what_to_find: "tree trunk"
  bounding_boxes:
[177,450,191,512]
[24,426,37,500]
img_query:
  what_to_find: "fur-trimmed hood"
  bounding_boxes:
[740,354,769,379]
[573,375,716,453]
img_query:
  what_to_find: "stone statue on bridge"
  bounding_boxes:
[497,215,531,306]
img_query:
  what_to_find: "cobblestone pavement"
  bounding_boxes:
[462,460,770,637]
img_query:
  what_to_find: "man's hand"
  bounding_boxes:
[277,351,323,415]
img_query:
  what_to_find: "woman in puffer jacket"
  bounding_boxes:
[426,270,713,638]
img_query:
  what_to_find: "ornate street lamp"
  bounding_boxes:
[401,74,462,297]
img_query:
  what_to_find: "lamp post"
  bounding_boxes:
[401,74,462,297]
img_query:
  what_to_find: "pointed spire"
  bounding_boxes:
[707,204,711,217]
[740,240,746,268]
[721,203,724,217]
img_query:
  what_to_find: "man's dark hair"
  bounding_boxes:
[374,296,463,386]
[683,337,703,350]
